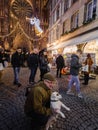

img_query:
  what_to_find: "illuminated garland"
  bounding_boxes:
[0,0,48,41]
[0,22,19,38]
[0,21,48,41]
[18,22,48,41]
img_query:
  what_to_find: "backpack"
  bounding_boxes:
[25,83,37,96]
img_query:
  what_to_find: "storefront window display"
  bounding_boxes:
[63,45,78,66]
[83,40,98,65]
[63,45,77,54]
[62,44,96,72]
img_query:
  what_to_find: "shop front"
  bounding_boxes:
[83,40,98,65]
[48,30,98,66]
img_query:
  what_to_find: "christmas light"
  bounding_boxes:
[0,22,19,38]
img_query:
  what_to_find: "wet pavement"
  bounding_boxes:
[0,67,98,130]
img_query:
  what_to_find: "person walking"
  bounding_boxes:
[24,73,56,130]
[11,47,23,87]
[56,54,65,78]
[82,54,93,85]
[66,50,83,98]
[27,48,39,84]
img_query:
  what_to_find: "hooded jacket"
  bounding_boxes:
[70,54,82,76]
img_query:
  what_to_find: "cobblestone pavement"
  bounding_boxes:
[0,67,98,130]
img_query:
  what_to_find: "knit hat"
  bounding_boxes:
[43,73,56,81]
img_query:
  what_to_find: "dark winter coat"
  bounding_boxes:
[11,51,23,67]
[70,54,82,76]
[27,53,39,68]
[39,55,49,70]
[56,55,65,68]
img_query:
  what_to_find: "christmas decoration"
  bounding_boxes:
[26,16,43,36]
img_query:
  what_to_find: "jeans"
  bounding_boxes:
[29,66,38,83]
[68,75,80,93]
[13,67,20,83]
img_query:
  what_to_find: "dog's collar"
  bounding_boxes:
[51,100,59,102]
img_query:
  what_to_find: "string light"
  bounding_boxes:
[0,21,48,41]
[0,22,19,38]
[19,22,48,41]
[0,0,48,42]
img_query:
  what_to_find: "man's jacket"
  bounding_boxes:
[24,82,52,117]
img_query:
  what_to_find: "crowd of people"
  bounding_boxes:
[0,46,50,86]
[0,45,94,130]
[0,45,94,91]
[0,46,10,83]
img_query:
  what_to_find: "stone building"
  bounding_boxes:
[0,0,10,46]
[47,0,98,64]
[0,0,49,50]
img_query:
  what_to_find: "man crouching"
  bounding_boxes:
[24,73,57,130]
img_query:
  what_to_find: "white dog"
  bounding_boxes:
[46,92,70,130]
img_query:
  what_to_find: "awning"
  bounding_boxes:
[47,30,98,51]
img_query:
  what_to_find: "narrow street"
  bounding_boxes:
[0,67,98,130]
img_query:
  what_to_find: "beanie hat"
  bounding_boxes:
[43,73,56,81]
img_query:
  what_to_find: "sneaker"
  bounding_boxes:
[66,90,74,95]
[78,93,83,98]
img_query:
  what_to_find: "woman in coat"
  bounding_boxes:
[82,54,93,85]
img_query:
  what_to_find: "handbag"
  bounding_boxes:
[4,61,8,68]
[61,68,67,74]
[82,65,89,72]
[0,63,4,70]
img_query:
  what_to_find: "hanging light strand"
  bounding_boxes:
[18,22,49,41]
[0,22,19,38]
[0,22,48,41]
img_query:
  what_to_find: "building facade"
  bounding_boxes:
[31,0,49,49]
[0,0,49,50]
[47,0,98,64]
[0,0,10,43]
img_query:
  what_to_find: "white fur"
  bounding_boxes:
[46,92,70,130]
